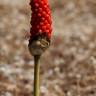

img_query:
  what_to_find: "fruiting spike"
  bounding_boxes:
[29,0,52,41]
[29,0,52,56]
[28,1,52,96]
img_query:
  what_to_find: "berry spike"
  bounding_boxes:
[29,0,52,56]
[28,1,52,96]
[29,0,52,41]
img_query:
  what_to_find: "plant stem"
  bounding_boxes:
[34,55,41,96]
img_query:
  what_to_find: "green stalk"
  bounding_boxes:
[34,55,41,96]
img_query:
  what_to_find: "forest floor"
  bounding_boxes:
[0,0,96,96]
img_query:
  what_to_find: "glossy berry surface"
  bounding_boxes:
[30,0,52,40]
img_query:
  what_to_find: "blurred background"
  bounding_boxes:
[0,0,96,96]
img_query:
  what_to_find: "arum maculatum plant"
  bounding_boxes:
[28,0,52,96]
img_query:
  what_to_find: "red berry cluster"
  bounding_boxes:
[30,0,52,40]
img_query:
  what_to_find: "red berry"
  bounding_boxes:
[35,3,39,7]
[38,13,42,17]
[39,8,42,12]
